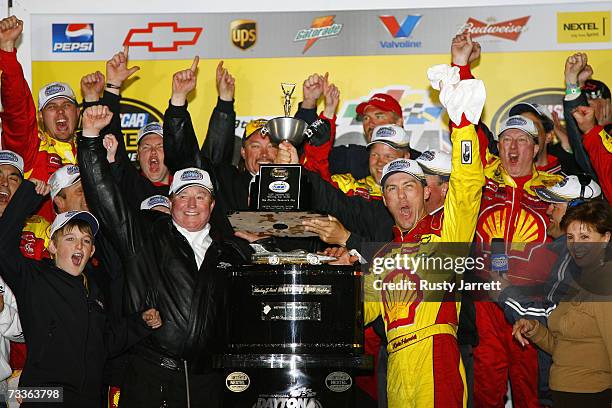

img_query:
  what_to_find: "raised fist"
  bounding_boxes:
[564,53,588,85]
[171,55,199,106]
[216,61,236,102]
[141,308,162,329]
[451,31,481,66]
[106,45,140,88]
[302,73,327,109]
[572,105,597,134]
[0,16,23,51]
[82,105,113,135]
[80,71,105,103]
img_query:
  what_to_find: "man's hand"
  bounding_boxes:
[103,134,119,163]
[322,79,340,119]
[303,215,350,246]
[171,55,199,106]
[82,105,113,136]
[274,141,299,164]
[512,319,538,347]
[28,178,50,196]
[302,73,327,109]
[142,308,162,329]
[572,105,597,134]
[0,16,23,52]
[564,53,589,86]
[80,71,105,103]
[320,246,359,265]
[451,31,480,66]
[106,46,140,90]
[216,61,235,102]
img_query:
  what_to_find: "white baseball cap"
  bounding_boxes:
[169,168,214,195]
[49,165,81,200]
[140,195,171,211]
[38,82,77,111]
[380,158,425,187]
[367,124,410,150]
[497,115,538,141]
[50,210,99,238]
[534,175,602,203]
[137,122,164,144]
[0,150,24,176]
[416,150,452,177]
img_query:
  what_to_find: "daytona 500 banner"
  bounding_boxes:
[30,2,612,157]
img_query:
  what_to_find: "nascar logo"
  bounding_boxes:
[376,126,397,137]
[181,170,204,181]
[0,152,18,163]
[67,165,80,175]
[52,23,94,53]
[45,84,66,96]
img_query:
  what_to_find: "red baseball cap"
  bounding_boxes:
[356,93,403,119]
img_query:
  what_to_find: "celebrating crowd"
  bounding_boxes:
[0,13,610,408]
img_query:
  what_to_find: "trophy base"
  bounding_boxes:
[228,211,327,238]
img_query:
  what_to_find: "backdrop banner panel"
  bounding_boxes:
[31,2,612,157]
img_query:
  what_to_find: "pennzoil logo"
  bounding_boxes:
[118,98,164,161]
[491,88,565,136]
[231,20,257,50]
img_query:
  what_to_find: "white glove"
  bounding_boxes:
[427,64,486,126]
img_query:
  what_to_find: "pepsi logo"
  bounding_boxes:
[65,24,94,39]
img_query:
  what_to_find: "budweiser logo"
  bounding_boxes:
[457,16,530,41]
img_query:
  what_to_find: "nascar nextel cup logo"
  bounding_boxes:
[379,15,422,49]
[52,23,94,53]
[123,22,202,52]
[457,16,530,41]
[294,15,343,54]
[231,20,257,50]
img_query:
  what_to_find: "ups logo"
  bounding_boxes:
[231,20,257,50]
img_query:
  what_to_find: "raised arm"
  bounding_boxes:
[0,17,40,174]
[164,56,204,172]
[0,180,48,297]
[201,61,237,165]
[78,106,144,261]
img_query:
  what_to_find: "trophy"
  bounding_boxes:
[265,83,308,146]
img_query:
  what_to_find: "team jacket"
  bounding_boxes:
[582,125,612,202]
[0,182,152,407]
[364,123,485,353]
[454,63,563,286]
[301,115,386,200]
[0,49,77,222]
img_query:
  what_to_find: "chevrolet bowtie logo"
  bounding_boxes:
[123,22,203,52]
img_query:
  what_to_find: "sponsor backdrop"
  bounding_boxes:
[31,2,612,156]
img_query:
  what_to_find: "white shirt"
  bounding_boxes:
[173,222,213,270]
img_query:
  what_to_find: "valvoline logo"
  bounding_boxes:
[52,23,94,53]
[379,15,422,49]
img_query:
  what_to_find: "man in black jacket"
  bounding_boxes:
[78,105,250,408]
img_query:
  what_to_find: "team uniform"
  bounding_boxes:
[472,140,562,408]
[364,122,485,408]
[582,125,612,202]
[0,49,77,222]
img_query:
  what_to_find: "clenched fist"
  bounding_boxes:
[171,56,200,106]
[141,308,162,329]
[80,71,105,103]
[82,105,113,135]
[302,73,327,109]
[451,31,481,67]
[572,105,597,134]
[0,16,23,52]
